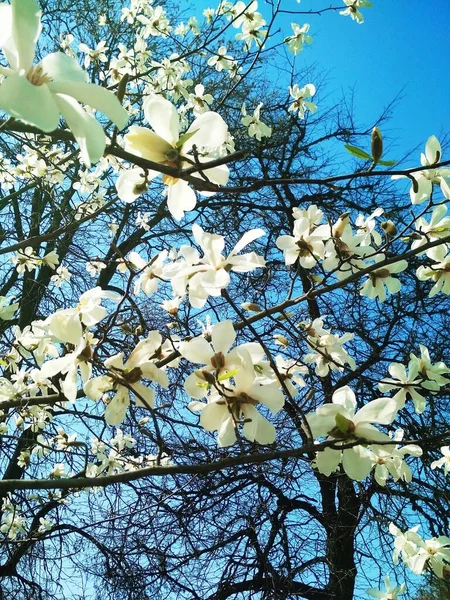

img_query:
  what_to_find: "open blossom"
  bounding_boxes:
[416,244,450,296]
[431,446,450,475]
[288,83,317,118]
[302,318,356,377]
[359,255,408,302]
[188,348,284,447]
[366,574,405,600]
[84,333,169,426]
[0,0,128,166]
[46,287,120,345]
[340,0,373,24]
[389,524,450,579]
[284,23,312,55]
[119,95,229,220]
[276,217,329,268]
[305,386,398,480]
[241,103,272,141]
[392,136,450,204]
[167,225,266,308]
[411,204,450,255]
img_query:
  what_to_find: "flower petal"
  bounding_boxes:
[12,0,41,72]
[0,74,59,132]
[49,80,128,129]
[124,126,172,163]
[144,95,179,145]
[182,111,228,153]
[41,52,88,83]
[54,93,106,166]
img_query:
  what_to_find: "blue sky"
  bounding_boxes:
[281,0,450,157]
[193,0,450,161]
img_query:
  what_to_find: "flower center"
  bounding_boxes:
[26,65,52,86]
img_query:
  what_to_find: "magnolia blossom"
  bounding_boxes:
[389,524,450,579]
[378,362,433,414]
[369,432,422,486]
[84,333,169,426]
[47,287,120,345]
[392,136,450,204]
[360,256,408,302]
[241,103,272,140]
[366,574,405,600]
[305,386,398,480]
[189,349,284,447]
[284,23,312,55]
[288,83,317,118]
[168,225,266,308]
[411,204,450,255]
[431,446,450,475]
[120,95,229,220]
[340,0,372,24]
[126,250,168,296]
[0,0,128,165]
[276,217,329,268]
[416,244,450,296]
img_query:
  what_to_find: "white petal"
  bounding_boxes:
[144,95,179,145]
[131,382,155,409]
[332,386,357,414]
[49,81,128,129]
[41,52,88,83]
[125,126,173,163]
[425,135,441,165]
[182,111,228,153]
[342,446,372,480]
[211,321,236,355]
[230,229,265,256]
[167,180,196,221]
[0,74,59,132]
[200,402,227,431]
[104,389,129,426]
[12,0,41,72]
[54,94,105,166]
[315,447,341,475]
[242,405,276,444]
[84,376,112,400]
[354,398,398,425]
[179,337,213,365]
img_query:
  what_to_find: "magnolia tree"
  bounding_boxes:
[0,0,449,599]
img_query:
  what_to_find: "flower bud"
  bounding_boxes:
[381,220,397,237]
[371,127,383,164]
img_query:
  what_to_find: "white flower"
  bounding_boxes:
[366,574,406,599]
[122,96,229,220]
[417,245,450,296]
[0,296,19,320]
[305,386,398,480]
[189,349,284,447]
[392,136,450,204]
[168,225,265,307]
[241,103,272,141]
[284,23,312,55]
[84,333,169,426]
[431,446,450,475]
[288,83,317,118]
[340,0,373,24]
[360,256,408,302]
[0,0,128,165]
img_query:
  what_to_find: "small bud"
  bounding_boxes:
[274,334,289,347]
[332,212,351,238]
[211,352,226,370]
[381,220,397,237]
[241,302,262,312]
[371,127,383,164]
[200,370,216,385]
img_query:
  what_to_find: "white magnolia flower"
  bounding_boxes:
[416,244,450,296]
[431,446,450,475]
[168,225,265,307]
[121,96,229,219]
[284,23,312,55]
[288,83,317,118]
[340,0,372,24]
[47,287,120,345]
[366,574,405,600]
[411,204,450,255]
[392,136,450,204]
[241,103,272,141]
[84,333,169,426]
[189,349,284,447]
[378,362,430,414]
[276,217,329,268]
[305,386,398,480]
[360,256,408,302]
[0,0,128,165]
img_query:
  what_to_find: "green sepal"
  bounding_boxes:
[344,144,371,160]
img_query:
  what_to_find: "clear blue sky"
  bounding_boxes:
[192,0,450,161]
